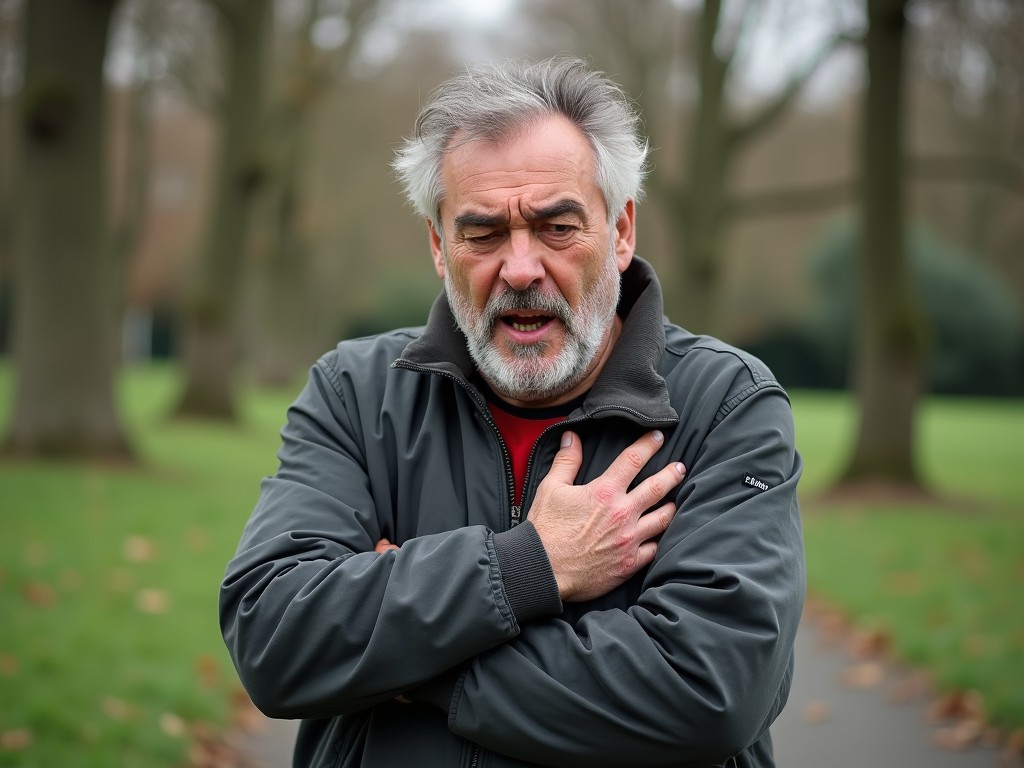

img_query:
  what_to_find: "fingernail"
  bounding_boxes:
[652,430,664,443]
[561,432,573,448]
[674,462,686,475]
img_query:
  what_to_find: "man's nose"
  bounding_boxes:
[499,230,544,291]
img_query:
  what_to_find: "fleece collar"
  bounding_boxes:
[395,257,678,427]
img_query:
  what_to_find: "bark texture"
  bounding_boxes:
[5,0,132,460]
[842,0,925,486]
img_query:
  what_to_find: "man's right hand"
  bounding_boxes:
[528,430,685,602]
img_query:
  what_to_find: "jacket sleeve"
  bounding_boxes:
[445,383,805,768]
[218,356,558,720]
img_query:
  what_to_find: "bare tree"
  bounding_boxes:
[841,0,925,488]
[4,0,133,460]
[174,0,273,419]
[253,0,381,387]
[519,0,856,335]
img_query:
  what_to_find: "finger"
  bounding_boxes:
[374,538,399,554]
[602,431,667,489]
[635,501,676,543]
[543,430,583,485]
[630,461,686,510]
[633,540,661,572]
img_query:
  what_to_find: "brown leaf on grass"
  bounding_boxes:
[194,655,221,690]
[101,696,138,721]
[160,712,186,738]
[0,728,32,751]
[58,568,82,592]
[136,588,171,615]
[22,582,56,607]
[184,527,210,553]
[23,541,50,567]
[106,567,134,593]
[841,661,886,689]
[123,535,156,563]
[0,654,19,677]
[803,700,831,724]
[962,633,990,659]
[884,570,924,597]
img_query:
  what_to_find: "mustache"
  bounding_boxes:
[483,286,571,325]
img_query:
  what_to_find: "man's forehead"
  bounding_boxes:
[452,197,589,229]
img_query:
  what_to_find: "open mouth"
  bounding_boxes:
[501,313,554,333]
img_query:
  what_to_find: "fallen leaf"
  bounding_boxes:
[123,535,156,563]
[934,718,984,751]
[160,712,186,738]
[0,728,32,751]
[136,588,170,615]
[106,568,134,593]
[928,690,986,723]
[999,733,1024,767]
[803,700,830,724]
[0,654,19,677]
[194,655,220,690]
[841,661,886,689]
[23,541,50,567]
[884,571,924,596]
[101,696,137,721]
[184,527,210,553]
[22,582,56,607]
[58,568,82,592]
[887,670,931,704]
[847,627,891,661]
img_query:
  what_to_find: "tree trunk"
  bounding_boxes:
[674,0,729,336]
[5,0,132,460]
[842,0,924,487]
[175,0,272,419]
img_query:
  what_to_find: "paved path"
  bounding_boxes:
[232,618,1012,767]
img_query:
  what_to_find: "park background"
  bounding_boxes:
[0,0,1022,765]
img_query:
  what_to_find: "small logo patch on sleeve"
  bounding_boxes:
[743,474,771,492]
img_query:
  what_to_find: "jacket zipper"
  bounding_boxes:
[392,363,519,530]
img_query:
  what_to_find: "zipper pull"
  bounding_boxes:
[510,505,521,527]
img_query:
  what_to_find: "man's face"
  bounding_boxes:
[428,115,636,407]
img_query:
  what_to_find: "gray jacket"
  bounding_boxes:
[220,258,805,768]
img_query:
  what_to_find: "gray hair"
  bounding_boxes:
[392,57,649,229]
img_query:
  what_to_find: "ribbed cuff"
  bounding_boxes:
[491,521,562,623]
[406,667,462,711]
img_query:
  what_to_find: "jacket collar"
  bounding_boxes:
[396,257,678,427]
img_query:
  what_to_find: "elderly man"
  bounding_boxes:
[220,57,804,768]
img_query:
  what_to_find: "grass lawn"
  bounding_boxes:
[0,365,296,767]
[0,368,1021,766]
[792,390,1024,731]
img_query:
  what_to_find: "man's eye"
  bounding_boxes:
[543,224,576,238]
[467,233,501,244]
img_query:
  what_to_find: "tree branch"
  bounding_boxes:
[726,178,857,219]
[727,31,860,149]
[724,153,1024,219]
[906,153,1024,198]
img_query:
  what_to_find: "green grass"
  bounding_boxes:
[0,365,296,767]
[0,370,1021,765]
[792,390,1024,730]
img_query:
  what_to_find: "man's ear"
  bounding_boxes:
[428,218,445,279]
[614,199,636,272]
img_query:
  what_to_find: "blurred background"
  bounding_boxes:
[0,0,1022,766]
